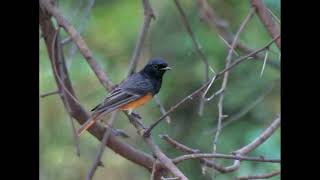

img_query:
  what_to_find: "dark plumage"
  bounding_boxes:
[77,58,171,136]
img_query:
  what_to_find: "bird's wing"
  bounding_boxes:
[91,73,153,114]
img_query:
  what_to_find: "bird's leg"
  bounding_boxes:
[129,110,142,119]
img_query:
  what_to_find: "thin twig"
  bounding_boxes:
[161,134,239,173]
[210,82,276,134]
[154,95,171,123]
[236,170,280,180]
[267,8,280,24]
[251,0,281,49]
[172,153,280,164]
[65,0,95,68]
[40,0,114,91]
[197,0,280,69]
[40,7,157,171]
[144,35,280,136]
[40,90,59,98]
[150,159,157,180]
[53,27,81,157]
[173,0,210,116]
[260,49,269,77]
[127,0,155,76]
[86,112,118,180]
[234,114,280,155]
[212,8,255,159]
[126,113,188,179]
[160,134,200,154]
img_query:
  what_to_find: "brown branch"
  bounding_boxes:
[86,112,118,180]
[236,170,280,180]
[127,0,155,76]
[145,137,188,180]
[40,0,114,91]
[144,35,280,136]
[161,116,281,173]
[40,6,156,172]
[172,0,210,116]
[172,153,280,164]
[251,0,281,49]
[125,114,187,179]
[212,8,255,161]
[160,135,231,173]
[160,135,200,154]
[234,114,280,155]
[196,0,280,69]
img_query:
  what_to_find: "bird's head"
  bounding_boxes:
[141,58,171,79]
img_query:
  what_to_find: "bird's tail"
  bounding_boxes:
[77,115,97,136]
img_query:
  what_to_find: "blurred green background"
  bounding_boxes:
[39,0,280,179]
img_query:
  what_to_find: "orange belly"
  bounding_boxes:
[119,93,153,110]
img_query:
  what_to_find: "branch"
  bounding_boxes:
[251,0,281,49]
[144,35,280,135]
[145,137,188,180]
[172,0,210,116]
[154,95,171,123]
[40,89,59,98]
[236,170,280,180]
[127,0,155,76]
[124,112,188,179]
[172,153,280,164]
[210,81,276,134]
[160,134,234,173]
[86,112,118,180]
[234,114,280,155]
[40,6,156,172]
[196,0,280,69]
[212,8,255,160]
[40,0,114,91]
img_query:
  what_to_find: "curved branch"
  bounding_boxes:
[251,0,281,49]
[40,0,113,91]
[40,6,155,172]
[127,0,155,76]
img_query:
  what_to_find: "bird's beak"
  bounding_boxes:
[160,66,172,71]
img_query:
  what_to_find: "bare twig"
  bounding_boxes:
[52,27,81,157]
[144,35,280,136]
[234,114,280,155]
[173,0,210,116]
[260,49,269,77]
[40,0,114,91]
[40,89,59,98]
[154,95,171,123]
[210,82,276,134]
[145,137,188,180]
[212,9,255,160]
[251,0,281,49]
[64,0,95,68]
[236,170,280,180]
[196,0,280,69]
[40,7,157,172]
[150,159,157,180]
[86,112,118,180]
[127,0,155,76]
[173,153,280,164]
[126,115,188,179]
[161,134,238,173]
[160,134,200,154]
[267,8,280,24]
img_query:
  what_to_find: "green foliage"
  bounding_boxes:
[40,0,280,179]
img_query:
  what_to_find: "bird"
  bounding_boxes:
[77,58,171,136]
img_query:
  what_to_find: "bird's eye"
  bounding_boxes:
[153,64,159,69]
